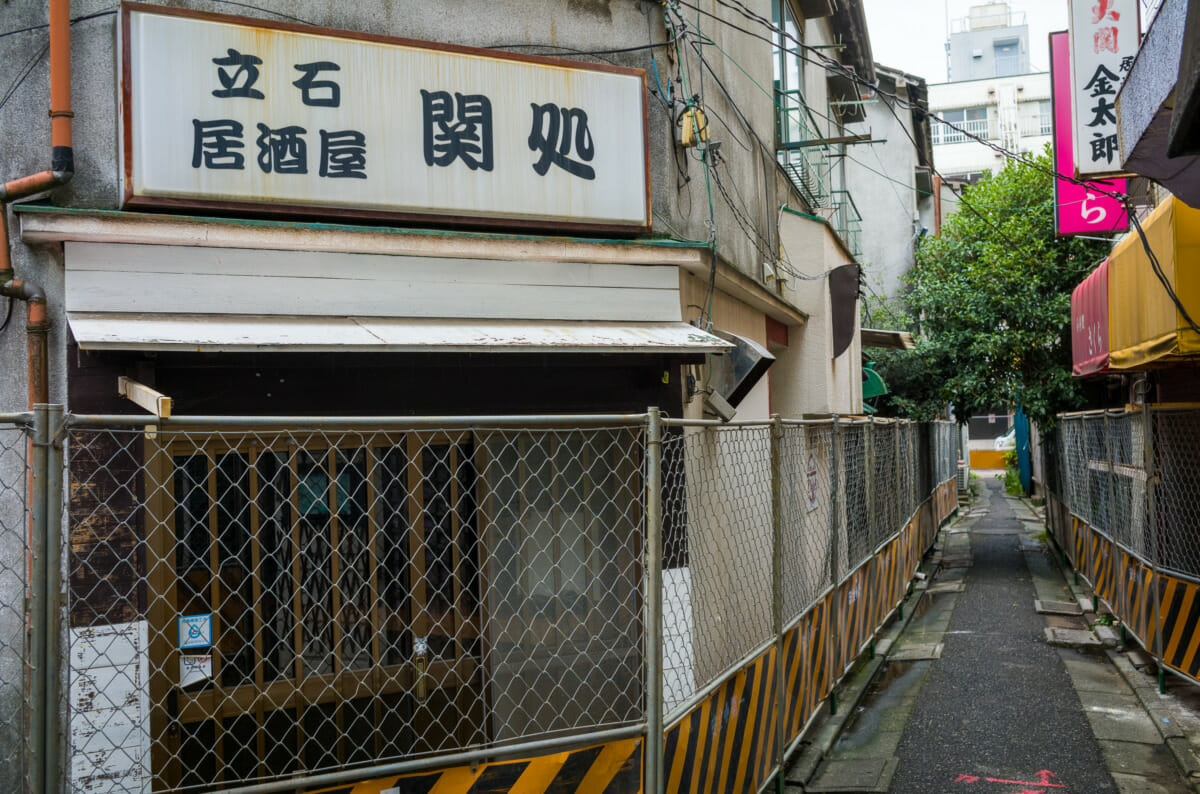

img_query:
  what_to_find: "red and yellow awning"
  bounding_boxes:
[1107,197,1200,369]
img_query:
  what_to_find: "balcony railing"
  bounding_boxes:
[776,86,830,208]
[829,189,862,260]
[931,117,992,145]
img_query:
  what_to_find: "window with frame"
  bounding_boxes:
[932,106,989,145]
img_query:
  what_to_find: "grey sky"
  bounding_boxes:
[862,0,1071,85]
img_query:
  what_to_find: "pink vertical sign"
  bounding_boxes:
[1050,31,1128,236]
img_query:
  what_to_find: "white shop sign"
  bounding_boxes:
[121,5,650,231]
[69,621,151,794]
[1067,0,1139,177]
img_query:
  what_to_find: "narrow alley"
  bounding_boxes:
[794,478,1200,794]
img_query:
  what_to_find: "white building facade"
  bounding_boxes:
[930,3,1052,182]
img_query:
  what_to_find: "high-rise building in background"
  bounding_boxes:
[930,2,1050,183]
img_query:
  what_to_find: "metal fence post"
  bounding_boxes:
[28,405,49,794]
[769,415,785,791]
[1143,403,1165,693]
[1104,414,1122,624]
[865,419,875,544]
[828,417,842,715]
[44,404,64,794]
[644,407,664,794]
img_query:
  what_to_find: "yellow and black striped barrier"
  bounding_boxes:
[1048,493,1200,687]
[1159,573,1200,682]
[663,646,779,794]
[306,738,642,794]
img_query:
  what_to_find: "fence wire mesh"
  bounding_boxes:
[661,426,773,714]
[1052,409,1200,580]
[64,425,645,793]
[0,424,30,792]
[778,423,834,625]
[661,417,954,717]
[840,424,869,576]
[1153,409,1200,579]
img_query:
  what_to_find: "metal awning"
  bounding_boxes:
[861,328,915,350]
[66,313,733,354]
[1107,197,1200,369]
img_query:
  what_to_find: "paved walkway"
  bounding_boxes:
[888,478,1117,793]
[791,477,1197,794]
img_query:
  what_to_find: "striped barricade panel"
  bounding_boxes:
[793,596,831,739]
[1092,533,1115,604]
[779,597,831,751]
[1072,518,1088,576]
[1159,573,1200,684]
[836,568,867,676]
[306,738,642,794]
[1118,551,1156,646]
[664,645,778,794]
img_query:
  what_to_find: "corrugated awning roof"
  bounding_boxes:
[67,313,733,354]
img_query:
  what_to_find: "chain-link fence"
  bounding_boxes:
[660,417,957,718]
[0,408,962,794]
[1046,407,1200,685]
[63,421,646,793]
[1054,410,1160,568]
[1153,409,1200,578]
[0,419,31,793]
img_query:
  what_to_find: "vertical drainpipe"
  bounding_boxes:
[0,5,72,793]
[0,0,74,408]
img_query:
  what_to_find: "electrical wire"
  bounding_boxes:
[0,42,50,115]
[488,40,677,57]
[0,8,117,40]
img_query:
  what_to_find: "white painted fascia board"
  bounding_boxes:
[68,313,734,354]
[18,209,705,268]
[27,208,808,327]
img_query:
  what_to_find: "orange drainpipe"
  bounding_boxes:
[0,0,73,407]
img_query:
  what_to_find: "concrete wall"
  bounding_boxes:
[845,73,931,300]
[948,23,1030,81]
[771,207,862,416]
[930,72,1051,179]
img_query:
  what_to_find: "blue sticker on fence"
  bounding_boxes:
[178,614,212,650]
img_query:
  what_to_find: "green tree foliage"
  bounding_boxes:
[871,149,1109,426]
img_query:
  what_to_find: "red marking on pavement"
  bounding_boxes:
[983,778,1063,789]
[955,769,1065,789]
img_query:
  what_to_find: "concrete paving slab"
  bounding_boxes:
[1060,650,1131,692]
[937,567,970,582]
[888,642,942,661]
[1166,737,1200,783]
[1045,614,1090,630]
[1099,740,1182,778]
[830,729,906,760]
[1080,691,1165,744]
[926,581,966,594]
[1036,598,1084,615]
[1096,625,1122,648]
[1127,649,1154,669]
[1111,771,1193,793]
[1045,626,1105,652]
[807,757,898,792]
